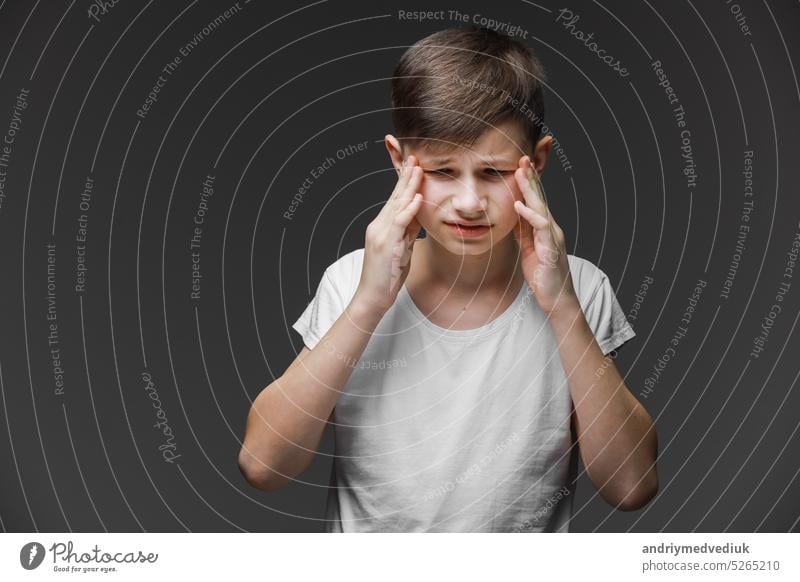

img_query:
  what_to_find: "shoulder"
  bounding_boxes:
[566,254,636,354]
[322,247,365,302]
[324,247,364,279]
[567,254,611,305]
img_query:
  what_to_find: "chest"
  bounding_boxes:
[337,305,569,428]
[404,284,526,330]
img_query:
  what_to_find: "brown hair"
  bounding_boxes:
[391,26,547,154]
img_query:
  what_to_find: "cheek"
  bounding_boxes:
[492,180,523,227]
[416,181,444,224]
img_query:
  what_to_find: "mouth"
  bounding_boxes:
[444,221,492,238]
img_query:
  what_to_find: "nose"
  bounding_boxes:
[449,176,487,218]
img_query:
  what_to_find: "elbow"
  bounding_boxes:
[614,407,659,511]
[614,470,659,511]
[238,447,290,492]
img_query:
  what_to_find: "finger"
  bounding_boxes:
[406,216,422,242]
[518,156,553,215]
[517,156,561,243]
[515,156,535,207]
[393,149,409,179]
[389,154,417,202]
[394,193,423,227]
[529,168,554,223]
[514,201,558,261]
[386,165,422,217]
[514,166,549,219]
[514,200,550,230]
[513,215,535,254]
[382,157,419,219]
[403,163,424,202]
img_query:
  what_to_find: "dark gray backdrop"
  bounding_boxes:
[0,0,798,532]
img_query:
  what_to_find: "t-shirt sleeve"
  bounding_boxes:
[579,263,636,357]
[291,267,345,350]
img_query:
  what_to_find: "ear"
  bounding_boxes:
[530,134,553,175]
[385,134,404,174]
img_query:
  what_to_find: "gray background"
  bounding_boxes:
[0,0,798,532]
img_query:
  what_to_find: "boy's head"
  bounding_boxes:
[385,26,553,256]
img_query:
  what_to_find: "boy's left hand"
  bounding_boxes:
[512,155,579,315]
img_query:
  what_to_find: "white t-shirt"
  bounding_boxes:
[292,248,635,532]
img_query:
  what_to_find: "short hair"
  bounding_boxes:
[391,26,547,154]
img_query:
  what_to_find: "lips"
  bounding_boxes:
[444,221,491,238]
[444,221,491,228]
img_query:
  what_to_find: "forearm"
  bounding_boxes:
[240,294,386,489]
[547,300,658,508]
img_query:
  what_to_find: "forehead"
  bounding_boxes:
[409,119,528,164]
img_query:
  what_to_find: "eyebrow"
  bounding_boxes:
[423,156,516,166]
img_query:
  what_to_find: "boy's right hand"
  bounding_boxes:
[354,154,424,315]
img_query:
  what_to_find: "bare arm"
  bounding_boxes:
[239,155,425,491]
[549,302,659,511]
[238,296,386,490]
[511,156,658,510]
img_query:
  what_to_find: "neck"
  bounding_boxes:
[413,233,523,293]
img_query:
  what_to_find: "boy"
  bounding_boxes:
[239,26,658,532]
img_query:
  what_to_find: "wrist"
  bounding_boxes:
[348,292,389,328]
[543,295,584,326]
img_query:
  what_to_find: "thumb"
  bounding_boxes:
[513,212,535,253]
[407,216,422,241]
